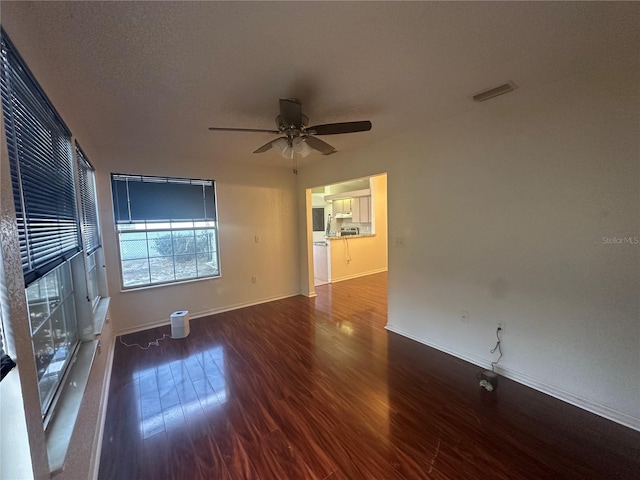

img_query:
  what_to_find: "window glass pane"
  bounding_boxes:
[174,255,197,280]
[119,228,219,288]
[27,281,50,333]
[119,231,149,260]
[148,231,174,258]
[121,259,151,287]
[117,223,138,232]
[194,221,216,228]
[87,251,96,270]
[51,302,68,350]
[45,271,61,316]
[61,296,78,346]
[172,230,196,255]
[33,318,57,409]
[85,251,100,308]
[149,257,176,284]
[171,221,194,229]
[196,253,218,277]
[59,259,73,299]
[33,318,54,382]
[195,230,214,253]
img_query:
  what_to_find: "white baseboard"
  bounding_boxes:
[331,267,388,284]
[115,291,301,336]
[386,323,490,370]
[385,323,640,433]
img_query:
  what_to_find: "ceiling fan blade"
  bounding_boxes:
[209,127,280,134]
[304,136,337,155]
[279,98,303,128]
[307,121,372,135]
[253,137,287,154]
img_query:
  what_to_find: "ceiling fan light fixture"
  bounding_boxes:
[271,137,289,156]
[293,137,313,158]
[283,146,294,159]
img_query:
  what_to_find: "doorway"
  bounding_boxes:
[309,174,388,290]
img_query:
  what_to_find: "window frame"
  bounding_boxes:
[111,174,221,290]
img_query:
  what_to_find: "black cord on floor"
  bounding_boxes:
[119,334,172,350]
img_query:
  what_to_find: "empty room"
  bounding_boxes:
[0,2,638,479]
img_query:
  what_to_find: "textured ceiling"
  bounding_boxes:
[1,1,639,170]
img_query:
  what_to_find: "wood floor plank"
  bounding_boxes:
[99,273,640,480]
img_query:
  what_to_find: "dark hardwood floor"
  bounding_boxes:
[99,273,640,479]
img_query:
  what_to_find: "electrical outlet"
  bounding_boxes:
[254,235,261,243]
[460,310,469,324]
[395,237,405,247]
[497,322,505,334]
[251,276,257,284]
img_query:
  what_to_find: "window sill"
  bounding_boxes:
[46,297,111,476]
[93,297,111,335]
[120,274,220,293]
[46,340,98,475]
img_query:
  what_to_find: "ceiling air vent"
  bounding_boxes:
[472,82,516,102]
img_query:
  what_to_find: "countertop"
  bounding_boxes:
[325,234,375,241]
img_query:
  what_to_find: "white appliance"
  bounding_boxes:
[170,310,190,338]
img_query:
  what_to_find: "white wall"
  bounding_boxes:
[96,159,300,334]
[298,64,640,430]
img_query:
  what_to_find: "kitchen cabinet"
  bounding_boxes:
[352,196,371,223]
[332,198,352,215]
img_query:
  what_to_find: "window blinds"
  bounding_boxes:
[76,143,101,255]
[111,174,217,223]
[1,30,80,287]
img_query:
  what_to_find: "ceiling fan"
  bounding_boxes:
[208,98,372,158]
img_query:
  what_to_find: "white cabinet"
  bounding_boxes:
[313,244,329,284]
[332,198,352,216]
[352,196,371,223]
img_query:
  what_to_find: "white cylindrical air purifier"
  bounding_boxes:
[170,310,190,339]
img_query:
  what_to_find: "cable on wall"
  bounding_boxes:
[490,327,503,371]
[343,237,352,263]
[477,326,503,392]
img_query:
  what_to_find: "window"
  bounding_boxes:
[25,262,78,414]
[312,207,325,232]
[1,30,81,415]
[76,143,101,255]
[1,37,80,286]
[111,174,220,288]
[76,143,101,308]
